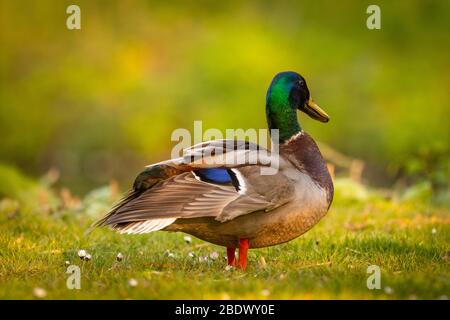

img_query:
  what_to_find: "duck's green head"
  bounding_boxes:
[266,71,329,142]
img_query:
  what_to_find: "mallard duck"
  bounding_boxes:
[94,71,333,270]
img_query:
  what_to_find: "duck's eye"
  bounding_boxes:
[299,80,305,88]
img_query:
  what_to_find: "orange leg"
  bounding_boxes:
[238,239,250,270]
[226,247,236,266]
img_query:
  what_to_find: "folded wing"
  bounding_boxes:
[94,139,294,234]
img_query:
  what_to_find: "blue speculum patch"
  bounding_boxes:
[194,168,233,184]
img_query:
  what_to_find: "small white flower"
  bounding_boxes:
[116,252,124,262]
[84,253,92,261]
[128,278,138,287]
[188,252,195,258]
[384,286,393,295]
[225,265,233,271]
[261,289,270,297]
[431,228,437,235]
[77,249,87,259]
[65,260,71,266]
[210,251,219,260]
[33,287,47,298]
[164,250,174,258]
[164,250,175,258]
[184,236,192,244]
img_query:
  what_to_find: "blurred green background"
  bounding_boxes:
[0,0,448,196]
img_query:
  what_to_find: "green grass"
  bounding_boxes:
[0,179,448,299]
